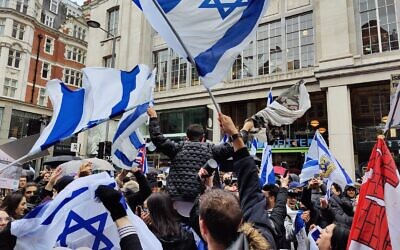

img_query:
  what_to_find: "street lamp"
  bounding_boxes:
[87,19,117,158]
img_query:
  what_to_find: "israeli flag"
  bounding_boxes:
[11,172,162,250]
[220,134,229,144]
[267,88,273,106]
[308,226,322,250]
[250,138,258,156]
[30,65,155,156]
[259,143,274,187]
[133,0,269,88]
[294,211,307,250]
[112,103,150,171]
[300,131,353,190]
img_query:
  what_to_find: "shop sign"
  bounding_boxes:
[391,74,400,105]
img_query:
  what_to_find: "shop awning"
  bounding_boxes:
[0,134,49,163]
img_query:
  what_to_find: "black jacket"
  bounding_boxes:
[233,147,278,249]
[149,118,233,200]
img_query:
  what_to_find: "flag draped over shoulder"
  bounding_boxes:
[252,80,311,128]
[348,138,400,250]
[299,131,353,190]
[11,172,162,250]
[259,143,274,187]
[133,0,269,88]
[111,102,149,171]
[30,65,155,156]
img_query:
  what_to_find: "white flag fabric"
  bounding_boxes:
[30,65,155,156]
[384,82,400,132]
[133,0,269,88]
[112,102,149,170]
[250,138,258,156]
[11,172,162,250]
[252,81,311,127]
[267,88,273,106]
[300,131,353,190]
[308,226,322,250]
[259,143,274,187]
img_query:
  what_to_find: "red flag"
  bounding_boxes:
[348,138,400,250]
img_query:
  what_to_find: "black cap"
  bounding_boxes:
[53,176,74,193]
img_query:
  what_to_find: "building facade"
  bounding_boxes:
[0,0,87,157]
[83,0,400,177]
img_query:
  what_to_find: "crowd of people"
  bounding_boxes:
[0,110,359,249]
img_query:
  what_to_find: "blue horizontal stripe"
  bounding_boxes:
[41,83,85,150]
[114,149,134,167]
[158,0,181,13]
[113,102,149,142]
[195,0,265,77]
[111,67,140,118]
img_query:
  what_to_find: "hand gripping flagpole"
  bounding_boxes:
[150,0,221,114]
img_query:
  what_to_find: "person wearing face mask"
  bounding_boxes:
[0,192,27,220]
[316,223,350,250]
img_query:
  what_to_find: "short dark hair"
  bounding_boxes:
[331,224,350,250]
[262,184,279,199]
[186,124,204,141]
[199,189,242,247]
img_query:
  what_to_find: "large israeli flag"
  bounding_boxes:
[30,65,155,156]
[112,103,149,170]
[300,131,353,190]
[133,0,269,88]
[11,172,162,250]
[259,143,274,187]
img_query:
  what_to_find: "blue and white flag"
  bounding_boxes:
[294,210,307,250]
[267,88,273,106]
[220,134,229,144]
[250,138,258,156]
[30,65,155,156]
[11,172,162,250]
[308,225,322,250]
[112,103,150,170]
[259,143,274,187]
[300,131,353,190]
[133,0,269,88]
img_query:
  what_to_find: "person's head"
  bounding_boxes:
[19,176,27,189]
[53,176,74,198]
[331,183,342,196]
[317,223,350,250]
[345,185,357,198]
[145,192,181,237]
[43,172,51,182]
[287,191,299,210]
[1,192,27,219]
[262,184,278,209]
[186,124,204,142]
[199,189,242,248]
[24,182,38,199]
[0,210,10,230]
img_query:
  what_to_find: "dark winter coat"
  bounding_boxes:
[149,118,233,200]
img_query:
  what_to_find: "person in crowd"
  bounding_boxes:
[0,192,27,220]
[123,167,152,214]
[316,223,350,250]
[23,182,39,212]
[324,183,354,227]
[147,107,234,203]
[18,175,27,191]
[341,184,357,215]
[40,166,74,201]
[75,161,93,178]
[140,192,197,250]
[0,210,10,231]
[212,112,278,249]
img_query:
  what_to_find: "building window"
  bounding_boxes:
[12,21,25,40]
[0,0,9,7]
[170,52,187,89]
[44,37,54,54]
[64,68,82,87]
[38,88,47,106]
[191,66,200,86]
[153,49,168,92]
[107,7,119,37]
[231,41,255,80]
[16,0,28,14]
[50,0,58,14]
[8,110,41,139]
[65,46,86,63]
[44,15,54,28]
[257,21,282,75]
[41,62,51,79]
[3,78,17,98]
[7,49,21,68]
[0,19,5,35]
[286,12,314,71]
[359,0,399,54]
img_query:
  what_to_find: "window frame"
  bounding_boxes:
[107,6,119,38]
[7,49,22,69]
[3,77,17,98]
[41,61,51,79]
[44,36,54,54]
[49,0,59,14]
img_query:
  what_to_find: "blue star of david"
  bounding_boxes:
[199,0,249,20]
[57,210,114,250]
